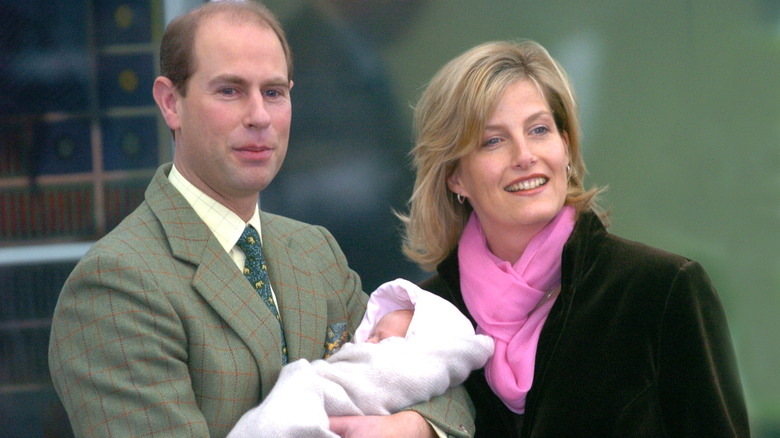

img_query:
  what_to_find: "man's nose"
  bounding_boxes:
[244,93,272,128]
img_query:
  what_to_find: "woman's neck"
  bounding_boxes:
[482,222,545,265]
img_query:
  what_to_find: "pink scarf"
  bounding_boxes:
[458,206,575,413]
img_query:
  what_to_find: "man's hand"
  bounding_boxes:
[329,411,436,438]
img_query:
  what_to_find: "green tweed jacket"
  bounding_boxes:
[49,164,474,437]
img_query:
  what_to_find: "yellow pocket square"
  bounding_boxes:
[323,322,349,359]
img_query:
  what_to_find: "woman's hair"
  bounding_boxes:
[399,40,606,271]
[159,0,293,96]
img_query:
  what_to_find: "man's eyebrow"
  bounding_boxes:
[264,77,291,88]
[207,74,247,87]
[207,74,290,89]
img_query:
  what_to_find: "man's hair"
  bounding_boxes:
[159,0,293,96]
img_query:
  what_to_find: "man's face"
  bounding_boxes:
[165,14,292,214]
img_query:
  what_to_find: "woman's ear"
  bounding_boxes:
[153,76,181,131]
[562,131,571,154]
[447,168,463,196]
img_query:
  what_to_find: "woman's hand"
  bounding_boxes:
[329,411,436,438]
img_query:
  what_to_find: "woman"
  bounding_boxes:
[399,40,749,437]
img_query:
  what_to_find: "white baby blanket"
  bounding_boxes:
[228,279,494,438]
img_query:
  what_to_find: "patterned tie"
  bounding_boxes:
[236,226,288,364]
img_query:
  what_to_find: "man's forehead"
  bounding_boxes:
[192,17,286,74]
[198,12,262,36]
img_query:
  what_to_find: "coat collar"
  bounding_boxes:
[560,209,608,288]
[435,208,609,378]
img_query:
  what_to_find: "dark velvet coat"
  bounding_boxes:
[421,211,750,437]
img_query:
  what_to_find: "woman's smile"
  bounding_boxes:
[505,176,548,193]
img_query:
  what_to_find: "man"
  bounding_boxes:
[48,2,473,437]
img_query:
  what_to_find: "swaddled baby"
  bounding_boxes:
[228,279,494,438]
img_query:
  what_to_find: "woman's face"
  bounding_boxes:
[448,79,570,260]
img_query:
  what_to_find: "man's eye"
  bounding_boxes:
[220,88,237,96]
[264,89,280,98]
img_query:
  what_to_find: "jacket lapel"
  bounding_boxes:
[260,212,328,362]
[189,244,284,397]
[146,164,284,397]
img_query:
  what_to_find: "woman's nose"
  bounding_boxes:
[513,141,537,169]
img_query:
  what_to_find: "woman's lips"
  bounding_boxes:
[505,176,548,192]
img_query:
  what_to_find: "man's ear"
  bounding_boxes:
[153,76,181,131]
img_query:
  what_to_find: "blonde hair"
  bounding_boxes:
[399,40,606,271]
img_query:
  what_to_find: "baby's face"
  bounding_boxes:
[365,309,413,344]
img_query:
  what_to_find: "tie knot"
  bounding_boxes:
[237,226,262,257]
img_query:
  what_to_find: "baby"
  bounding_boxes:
[228,279,494,438]
[364,308,414,344]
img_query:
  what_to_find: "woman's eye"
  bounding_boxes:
[483,137,501,146]
[530,126,550,135]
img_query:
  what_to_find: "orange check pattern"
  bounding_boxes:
[47,164,474,438]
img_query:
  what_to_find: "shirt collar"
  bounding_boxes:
[169,164,262,253]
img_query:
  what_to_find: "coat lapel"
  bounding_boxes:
[146,164,284,397]
[189,244,284,398]
[260,212,328,362]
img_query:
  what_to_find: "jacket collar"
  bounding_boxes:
[435,208,609,364]
[560,209,608,288]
